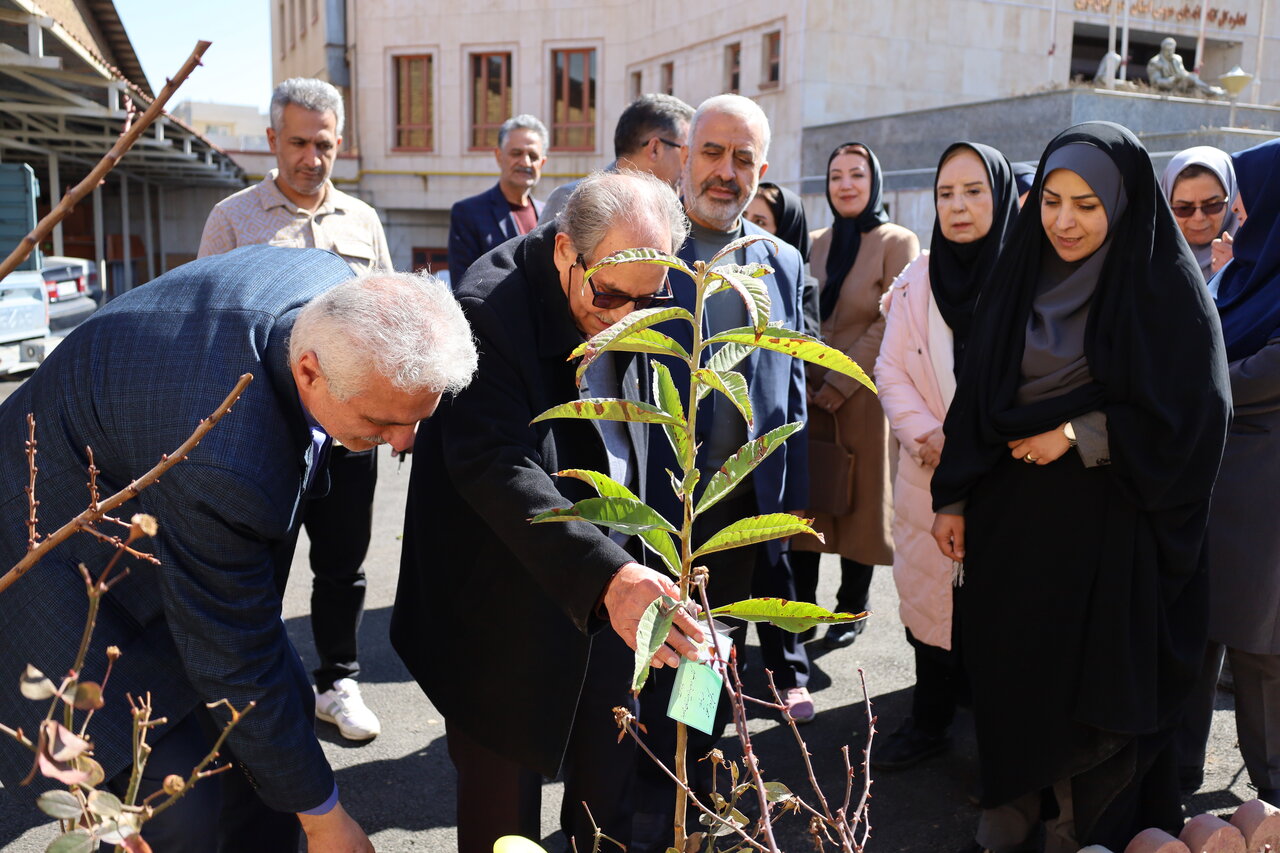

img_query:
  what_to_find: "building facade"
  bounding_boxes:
[272,0,1279,272]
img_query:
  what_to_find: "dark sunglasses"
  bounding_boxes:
[576,254,673,310]
[1171,200,1227,218]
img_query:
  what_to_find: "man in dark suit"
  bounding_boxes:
[0,246,476,852]
[631,94,811,852]
[447,114,548,284]
[394,171,703,853]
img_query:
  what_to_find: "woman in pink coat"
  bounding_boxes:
[873,142,1019,771]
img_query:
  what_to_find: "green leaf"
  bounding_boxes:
[693,514,822,559]
[555,469,636,500]
[707,268,771,336]
[530,497,676,536]
[86,789,122,818]
[532,398,683,427]
[568,306,696,387]
[584,247,694,279]
[46,830,93,853]
[705,326,876,393]
[692,368,752,428]
[707,233,779,269]
[651,362,691,465]
[697,341,754,401]
[604,328,692,363]
[20,664,55,700]
[36,790,83,820]
[695,422,803,516]
[631,596,677,693]
[638,529,681,577]
[712,598,869,634]
[763,781,794,804]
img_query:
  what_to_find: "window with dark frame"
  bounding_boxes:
[630,70,642,101]
[551,47,597,151]
[412,247,449,276]
[763,30,781,87]
[471,52,512,150]
[394,54,434,151]
[661,61,674,95]
[725,42,741,94]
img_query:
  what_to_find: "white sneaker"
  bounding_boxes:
[314,678,381,741]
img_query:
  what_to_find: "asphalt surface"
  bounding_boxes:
[0,370,1259,851]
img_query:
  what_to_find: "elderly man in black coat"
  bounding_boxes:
[393,170,701,853]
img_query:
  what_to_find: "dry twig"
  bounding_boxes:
[0,41,212,282]
[0,373,254,594]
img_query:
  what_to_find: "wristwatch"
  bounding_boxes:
[1063,421,1077,447]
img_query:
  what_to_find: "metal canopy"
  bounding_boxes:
[0,0,244,189]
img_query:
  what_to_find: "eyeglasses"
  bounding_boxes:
[654,137,685,150]
[1171,200,1227,218]
[575,254,673,310]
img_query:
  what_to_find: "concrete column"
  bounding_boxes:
[156,187,167,274]
[120,173,131,292]
[47,152,62,257]
[92,183,105,298]
[141,181,155,282]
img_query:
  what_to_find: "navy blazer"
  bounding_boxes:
[447,183,545,285]
[394,223,646,778]
[0,246,350,812]
[649,219,810,561]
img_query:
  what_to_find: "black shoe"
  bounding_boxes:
[823,620,865,649]
[871,718,949,770]
[1257,787,1280,808]
[1178,765,1204,795]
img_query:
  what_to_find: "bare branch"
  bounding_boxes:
[24,415,37,550]
[0,41,213,282]
[0,373,254,594]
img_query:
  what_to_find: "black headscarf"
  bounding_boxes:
[821,142,891,320]
[927,142,1019,373]
[1215,137,1280,361]
[756,182,811,263]
[932,121,1231,816]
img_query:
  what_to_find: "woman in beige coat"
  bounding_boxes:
[793,141,919,648]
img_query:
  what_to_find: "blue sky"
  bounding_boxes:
[114,0,272,112]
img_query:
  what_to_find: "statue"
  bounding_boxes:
[1147,38,1226,97]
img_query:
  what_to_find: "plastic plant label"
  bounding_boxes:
[667,657,722,736]
[666,630,732,736]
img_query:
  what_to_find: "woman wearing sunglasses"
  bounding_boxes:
[1160,146,1238,280]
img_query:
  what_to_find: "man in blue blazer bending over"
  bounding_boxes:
[0,246,476,852]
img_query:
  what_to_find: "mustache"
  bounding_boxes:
[699,176,742,198]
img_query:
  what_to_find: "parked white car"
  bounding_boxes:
[0,255,99,373]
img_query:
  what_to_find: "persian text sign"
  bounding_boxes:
[1073,1,1248,30]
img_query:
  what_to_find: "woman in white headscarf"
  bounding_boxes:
[1159,146,1239,280]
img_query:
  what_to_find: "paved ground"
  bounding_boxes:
[0,371,1259,851]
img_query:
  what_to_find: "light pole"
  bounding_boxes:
[1218,66,1254,128]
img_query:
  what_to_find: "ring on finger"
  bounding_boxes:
[1024,453,1037,463]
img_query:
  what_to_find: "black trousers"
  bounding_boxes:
[905,627,960,736]
[447,628,637,853]
[303,446,377,692]
[107,709,301,852]
[791,551,875,616]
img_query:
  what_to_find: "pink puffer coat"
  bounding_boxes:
[875,253,956,650]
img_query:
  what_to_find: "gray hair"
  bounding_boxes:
[690,94,771,159]
[271,77,345,136]
[290,271,477,400]
[561,170,689,259]
[614,93,694,158]
[497,114,549,151]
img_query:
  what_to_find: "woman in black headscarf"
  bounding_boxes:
[746,182,820,336]
[873,142,1019,771]
[793,142,920,650]
[1179,137,1280,806]
[931,122,1231,851]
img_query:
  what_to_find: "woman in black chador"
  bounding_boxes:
[930,122,1231,852]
